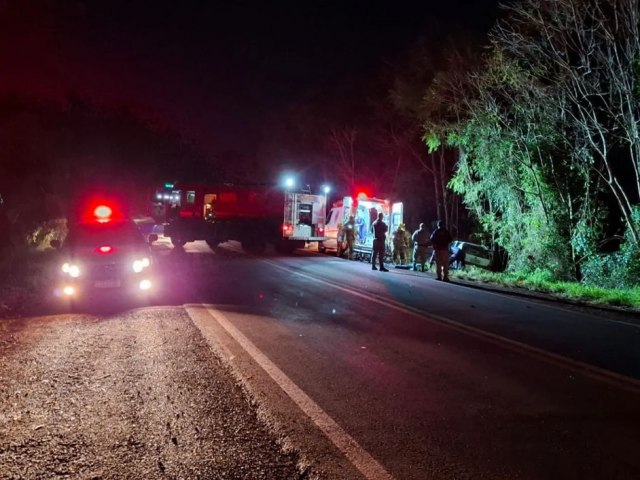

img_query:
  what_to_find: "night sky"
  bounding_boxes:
[0,0,503,158]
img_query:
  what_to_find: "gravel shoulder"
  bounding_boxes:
[0,308,310,480]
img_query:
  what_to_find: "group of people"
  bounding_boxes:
[339,213,453,282]
[393,220,453,281]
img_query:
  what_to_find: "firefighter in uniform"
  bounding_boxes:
[403,226,412,264]
[411,223,430,272]
[371,212,389,271]
[343,215,357,260]
[392,223,408,264]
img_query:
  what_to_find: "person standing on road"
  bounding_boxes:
[343,215,357,260]
[392,223,408,264]
[371,212,389,272]
[403,226,412,264]
[411,223,430,272]
[430,220,453,281]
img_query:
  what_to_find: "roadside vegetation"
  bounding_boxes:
[0,221,64,317]
[406,0,640,293]
[453,267,640,311]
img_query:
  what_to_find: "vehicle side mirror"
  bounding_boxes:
[148,234,158,244]
[50,239,61,249]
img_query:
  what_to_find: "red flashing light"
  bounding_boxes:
[94,205,113,219]
[356,191,369,200]
[79,200,124,223]
[96,245,114,254]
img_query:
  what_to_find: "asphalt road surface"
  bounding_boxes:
[2,239,640,480]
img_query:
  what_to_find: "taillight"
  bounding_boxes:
[96,245,114,254]
[282,224,293,235]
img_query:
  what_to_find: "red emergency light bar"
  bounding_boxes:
[94,205,113,219]
[79,199,126,223]
[96,245,115,254]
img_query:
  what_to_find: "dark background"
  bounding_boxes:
[0,0,501,155]
[0,0,503,224]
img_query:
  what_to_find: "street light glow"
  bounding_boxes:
[284,177,295,188]
[322,185,331,194]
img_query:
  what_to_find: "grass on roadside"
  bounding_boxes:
[452,267,640,310]
[0,246,56,317]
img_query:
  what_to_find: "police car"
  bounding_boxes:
[52,204,157,301]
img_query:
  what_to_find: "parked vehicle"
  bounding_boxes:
[321,193,403,262]
[51,202,156,302]
[159,183,326,254]
[449,241,493,270]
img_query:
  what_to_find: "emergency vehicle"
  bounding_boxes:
[321,193,403,261]
[52,201,156,302]
[158,183,327,254]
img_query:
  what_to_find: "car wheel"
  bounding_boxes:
[171,237,186,247]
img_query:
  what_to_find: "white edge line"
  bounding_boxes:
[197,304,396,480]
[264,259,640,394]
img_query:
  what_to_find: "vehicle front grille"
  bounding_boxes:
[90,263,125,280]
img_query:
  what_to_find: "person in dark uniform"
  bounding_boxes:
[371,212,389,272]
[430,220,453,281]
[411,223,430,272]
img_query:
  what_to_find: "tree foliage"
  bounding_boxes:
[419,0,640,284]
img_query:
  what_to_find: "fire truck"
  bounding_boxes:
[158,183,327,254]
[321,193,403,261]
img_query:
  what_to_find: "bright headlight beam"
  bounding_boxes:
[132,258,150,273]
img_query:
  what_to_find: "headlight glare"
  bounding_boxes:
[132,257,151,273]
[62,263,80,277]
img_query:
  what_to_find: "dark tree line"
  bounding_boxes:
[0,94,219,241]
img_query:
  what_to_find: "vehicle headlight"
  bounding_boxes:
[132,257,151,273]
[62,263,81,278]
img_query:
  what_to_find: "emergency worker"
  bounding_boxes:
[336,223,345,257]
[371,212,389,271]
[343,215,357,260]
[411,223,430,272]
[403,227,412,263]
[430,220,453,281]
[392,223,408,264]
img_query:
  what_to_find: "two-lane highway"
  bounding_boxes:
[160,241,640,479]
[2,240,639,479]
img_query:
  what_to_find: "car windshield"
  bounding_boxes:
[65,221,145,248]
